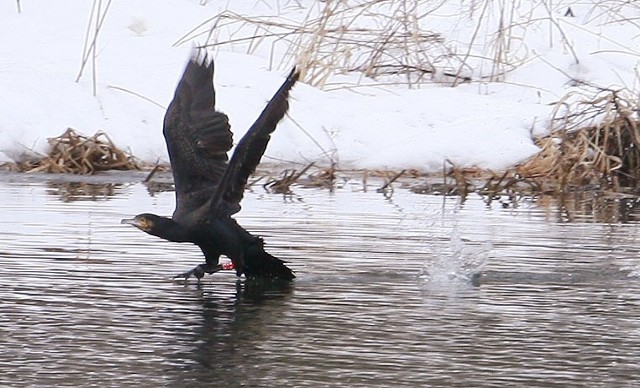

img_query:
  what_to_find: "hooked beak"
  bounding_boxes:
[121,217,139,226]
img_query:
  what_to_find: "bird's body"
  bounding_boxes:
[122,51,299,281]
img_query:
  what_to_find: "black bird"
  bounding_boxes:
[122,51,299,281]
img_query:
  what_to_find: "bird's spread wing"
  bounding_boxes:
[163,51,233,223]
[210,66,300,217]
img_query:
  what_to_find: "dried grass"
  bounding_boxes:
[76,0,112,96]
[517,85,640,192]
[176,1,473,88]
[263,162,315,194]
[429,85,640,200]
[399,82,635,200]
[175,1,640,89]
[6,128,140,175]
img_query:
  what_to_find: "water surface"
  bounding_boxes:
[1,172,640,387]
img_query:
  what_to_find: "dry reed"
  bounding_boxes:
[517,85,640,192]
[174,1,640,89]
[175,1,473,88]
[7,128,140,175]
[76,0,112,96]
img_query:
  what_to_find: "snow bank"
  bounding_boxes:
[0,1,637,171]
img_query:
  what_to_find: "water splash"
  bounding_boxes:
[420,224,492,286]
[624,265,640,279]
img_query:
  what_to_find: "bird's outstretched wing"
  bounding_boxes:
[163,51,233,223]
[210,66,300,216]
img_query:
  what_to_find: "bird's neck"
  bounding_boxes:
[151,216,192,243]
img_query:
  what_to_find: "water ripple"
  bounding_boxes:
[1,177,640,386]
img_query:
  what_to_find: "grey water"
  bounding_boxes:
[2,172,640,387]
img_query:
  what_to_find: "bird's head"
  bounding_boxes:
[121,213,159,233]
[121,213,188,242]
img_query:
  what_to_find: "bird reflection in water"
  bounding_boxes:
[166,278,294,385]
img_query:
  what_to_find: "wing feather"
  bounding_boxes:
[211,67,300,216]
[162,51,233,223]
[161,50,300,222]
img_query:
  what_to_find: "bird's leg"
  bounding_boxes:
[174,264,205,281]
[174,263,224,281]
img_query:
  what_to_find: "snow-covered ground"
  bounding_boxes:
[0,1,638,172]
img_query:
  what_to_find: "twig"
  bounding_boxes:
[144,163,161,183]
[377,169,405,192]
[76,0,113,96]
[107,85,166,109]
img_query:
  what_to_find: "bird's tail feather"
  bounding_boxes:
[242,247,295,280]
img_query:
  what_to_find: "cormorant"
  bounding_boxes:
[122,51,299,281]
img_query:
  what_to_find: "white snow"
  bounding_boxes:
[0,1,638,171]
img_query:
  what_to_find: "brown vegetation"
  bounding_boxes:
[3,85,639,200]
[2,128,140,174]
[517,86,640,192]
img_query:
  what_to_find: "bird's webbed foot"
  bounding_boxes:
[174,263,222,281]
